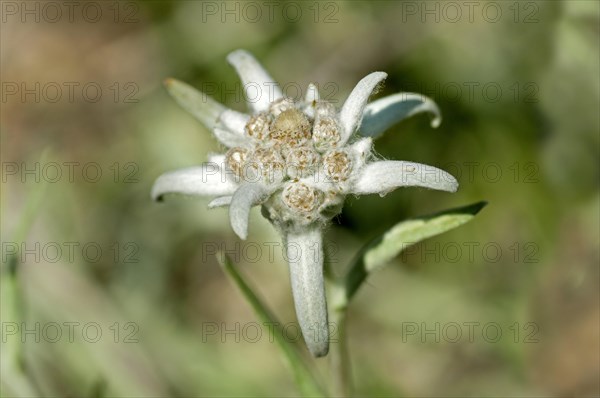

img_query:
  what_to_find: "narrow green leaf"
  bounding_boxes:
[342,201,487,307]
[164,78,226,129]
[216,253,327,397]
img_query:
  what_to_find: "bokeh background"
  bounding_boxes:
[1,1,599,396]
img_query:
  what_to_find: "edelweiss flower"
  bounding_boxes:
[152,50,458,357]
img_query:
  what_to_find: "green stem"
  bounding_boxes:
[327,277,352,397]
[330,307,352,397]
[325,235,367,397]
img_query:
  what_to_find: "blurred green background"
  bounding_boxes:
[1,1,598,396]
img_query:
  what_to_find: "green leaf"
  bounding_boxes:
[341,201,487,308]
[216,253,327,397]
[164,78,226,129]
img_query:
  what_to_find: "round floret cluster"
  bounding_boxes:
[224,97,358,229]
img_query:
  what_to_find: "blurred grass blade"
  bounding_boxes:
[217,252,326,397]
[0,149,53,397]
[164,78,226,129]
[9,147,52,267]
[0,272,40,397]
[342,201,487,307]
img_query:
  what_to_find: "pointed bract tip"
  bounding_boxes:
[150,183,165,202]
[307,342,329,358]
[431,116,442,128]
[446,176,459,193]
[163,78,176,88]
[233,227,248,241]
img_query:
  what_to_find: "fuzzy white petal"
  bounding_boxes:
[285,228,329,357]
[348,137,373,159]
[227,49,283,113]
[229,183,268,240]
[208,196,232,208]
[218,109,250,135]
[360,93,442,138]
[339,72,387,144]
[305,83,320,103]
[151,165,237,201]
[352,161,458,195]
[164,78,226,129]
[207,153,226,168]
[213,127,251,148]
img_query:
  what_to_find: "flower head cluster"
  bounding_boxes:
[152,50,458,357]
[220,93,372,233]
